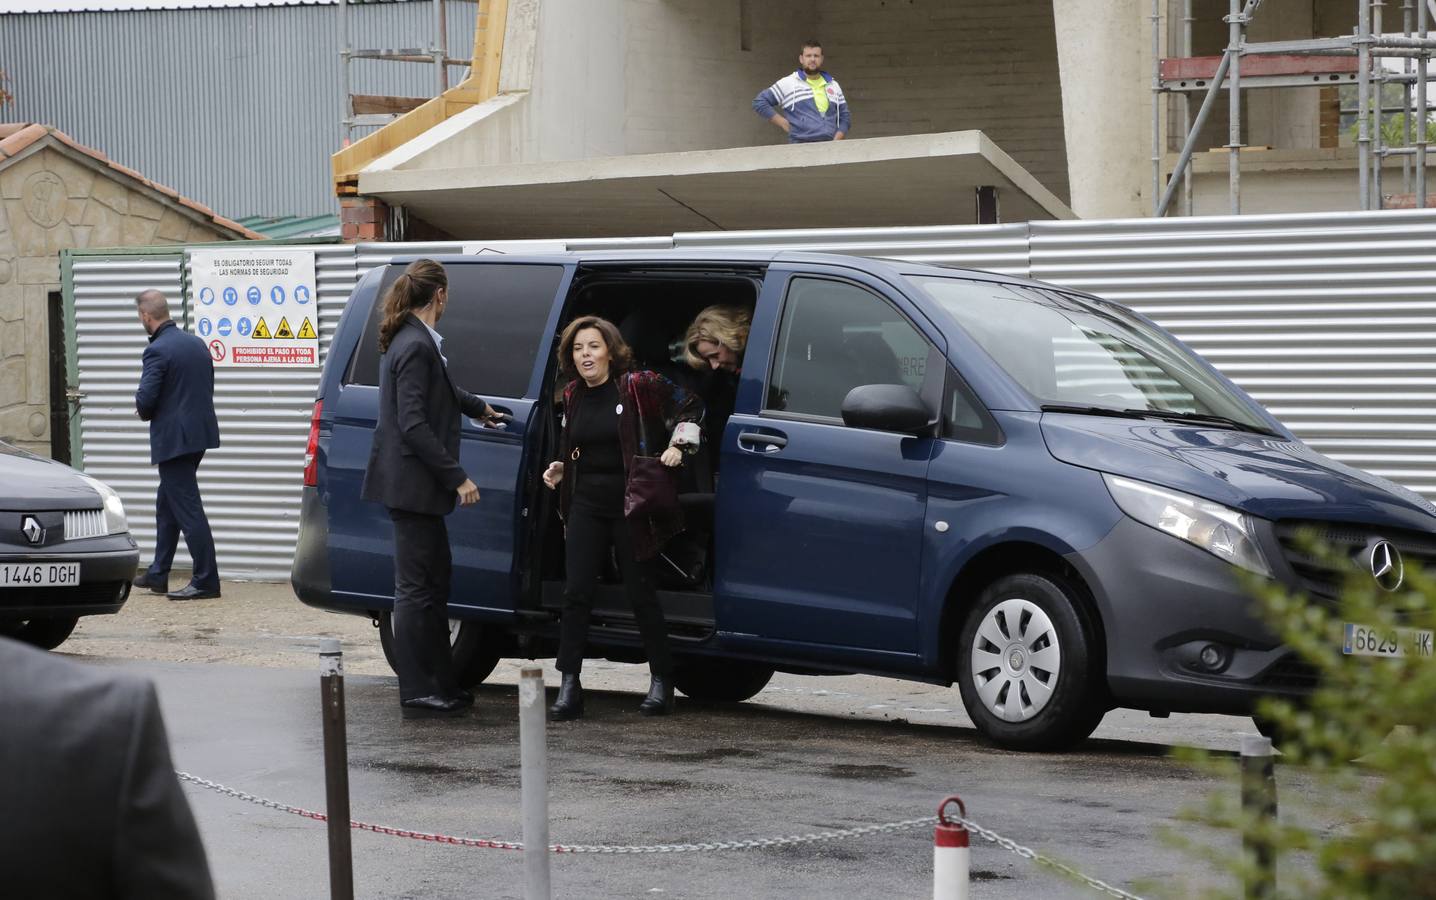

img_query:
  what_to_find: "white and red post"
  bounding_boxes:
[933,795,970,900]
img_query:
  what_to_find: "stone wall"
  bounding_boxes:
[0,146,229,458]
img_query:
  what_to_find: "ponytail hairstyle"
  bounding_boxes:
[378,258,448,353]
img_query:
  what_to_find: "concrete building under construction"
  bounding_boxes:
[334,0,1434,241]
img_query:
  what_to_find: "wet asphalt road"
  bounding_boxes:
[73,654,1338,900]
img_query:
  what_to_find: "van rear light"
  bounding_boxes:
[303,400,323,487]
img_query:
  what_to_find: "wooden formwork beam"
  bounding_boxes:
[332,0,510,193]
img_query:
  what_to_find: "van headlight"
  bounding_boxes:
[1103,474,1271,577]
[80,475,130,535]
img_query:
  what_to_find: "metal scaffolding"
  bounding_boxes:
[339,0,472,141]
[1153,0,1433,216]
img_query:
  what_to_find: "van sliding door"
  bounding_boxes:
[715,268,943,661]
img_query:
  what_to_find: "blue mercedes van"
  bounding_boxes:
[292,252,1436,750]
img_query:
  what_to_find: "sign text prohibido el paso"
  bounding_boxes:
[190,249,319,367]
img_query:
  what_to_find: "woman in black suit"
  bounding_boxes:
[361,259,503,718]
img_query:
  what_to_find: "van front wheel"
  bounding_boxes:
[377,612,502,688]
[955,573,1104,751]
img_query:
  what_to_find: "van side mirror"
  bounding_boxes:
[840,384,935,435]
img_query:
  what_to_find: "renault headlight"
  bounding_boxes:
[1103,474,1271,577]
[80,474,130,535]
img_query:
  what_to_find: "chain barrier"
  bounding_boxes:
[177,771,1143,895]
[176,772,930,853]
[954,814,1145,900]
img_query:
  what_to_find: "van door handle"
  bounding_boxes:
[737,431,787,452]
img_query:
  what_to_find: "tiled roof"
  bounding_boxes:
[0,123,264,240]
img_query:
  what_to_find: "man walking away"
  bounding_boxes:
[753,40,850,143]
[132,289,222,601]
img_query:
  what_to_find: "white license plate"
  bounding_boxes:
[1343,622,1435,658]
[0,562,81,587]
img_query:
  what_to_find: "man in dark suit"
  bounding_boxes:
[0,636,215,898]
[131,290,222,601]
[361,259,501,718]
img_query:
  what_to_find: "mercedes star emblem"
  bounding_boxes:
[1368,540,1404,592]
[21,515,44,545]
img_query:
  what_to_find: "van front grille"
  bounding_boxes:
[1274,520,1436,601]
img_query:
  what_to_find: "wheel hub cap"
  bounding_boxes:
[969,597,1062,723]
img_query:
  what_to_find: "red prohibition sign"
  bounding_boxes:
[209,339,226,361]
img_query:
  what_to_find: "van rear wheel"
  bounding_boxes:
[955,573,1104,751]
[377,612,502,688]
[673,659,774,703]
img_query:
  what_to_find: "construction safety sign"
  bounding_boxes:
[190,249,319,367]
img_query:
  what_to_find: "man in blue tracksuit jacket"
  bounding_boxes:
[753,40,850,143]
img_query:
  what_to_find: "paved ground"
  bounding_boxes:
[52,582,1349,899]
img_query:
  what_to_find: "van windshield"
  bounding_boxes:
[911,276,1273,433]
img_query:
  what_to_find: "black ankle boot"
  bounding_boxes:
[638,675,675,716]
[549,673,584,721]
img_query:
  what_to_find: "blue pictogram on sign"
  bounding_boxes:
[247,285,262,306]
[237,317,253,337]
[222,287,239,306]
[197,318,213,336]
[271,285,286,305]
[199,287,215,306]
[218,317,233,337]
[294,285,312,305]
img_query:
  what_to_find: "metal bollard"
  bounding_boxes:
[319,638,354,900]
[1240,733,1277,899]
[519,665,552,900]
[932,795,970,900]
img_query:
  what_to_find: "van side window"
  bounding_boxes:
[943,366,1003,445]
[766,277,933,420]
[345,263,564,398]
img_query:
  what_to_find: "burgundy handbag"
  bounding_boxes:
[624,455,679,519]
[623,382,680,520]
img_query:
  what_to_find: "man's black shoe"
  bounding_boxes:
[454,688,475,707]
[133,572,168,594]
[401,695,468,719]
[166,585,221,601]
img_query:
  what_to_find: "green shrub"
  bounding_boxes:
[1172,539,1435,899]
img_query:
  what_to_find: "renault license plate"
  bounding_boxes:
[1342,623,1435,658]
[0,562,80,587]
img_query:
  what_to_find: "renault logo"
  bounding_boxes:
[21,516,44,545]
[1368,540,1404,592]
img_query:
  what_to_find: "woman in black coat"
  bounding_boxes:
[361,258,503,719]
[541,315,703,720]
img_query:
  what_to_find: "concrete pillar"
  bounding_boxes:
[1053,0,1152,218]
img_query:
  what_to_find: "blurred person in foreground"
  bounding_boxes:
[0,635,214,899]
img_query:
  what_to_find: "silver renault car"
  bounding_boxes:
[0,440,138,649]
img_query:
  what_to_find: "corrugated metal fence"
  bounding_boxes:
[65,208,1436,580]
[70,245,359,580]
